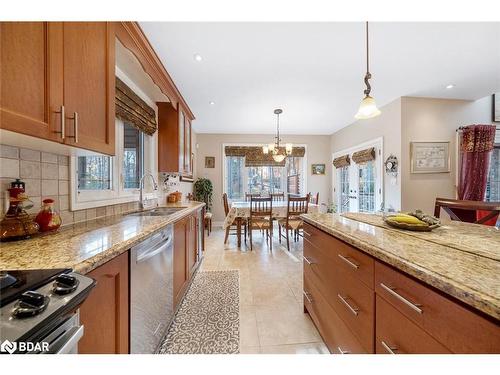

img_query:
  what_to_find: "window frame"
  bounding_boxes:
[222,143,308,201]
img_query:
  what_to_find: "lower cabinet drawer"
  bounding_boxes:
[304,273,367,354]
[376,295,450,354]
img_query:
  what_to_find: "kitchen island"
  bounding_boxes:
[300,212,500,354]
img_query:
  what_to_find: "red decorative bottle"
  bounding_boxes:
[35,199,62,232]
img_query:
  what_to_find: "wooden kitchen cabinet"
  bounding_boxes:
[0,22,63,141]
[187,214,198,279]
[173,216,189,308]
[79,252,129,354]
[157,102,194,177]
[62,22,115,155]
[0,21,115,155]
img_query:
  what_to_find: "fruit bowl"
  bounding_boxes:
[383,211,440,232]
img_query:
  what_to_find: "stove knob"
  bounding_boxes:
[53,274,79,295]
[19,291,46,307]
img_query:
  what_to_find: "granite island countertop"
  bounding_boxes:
[300,212,500,320]
[0,201,205,275]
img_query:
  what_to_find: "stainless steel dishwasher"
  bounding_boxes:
[130,225,173,353]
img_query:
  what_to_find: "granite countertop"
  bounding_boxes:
[301,212,500,320]
[0,201,205,275]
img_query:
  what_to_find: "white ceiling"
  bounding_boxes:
[139,22,500,135]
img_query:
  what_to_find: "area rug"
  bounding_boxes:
[159,270,240,354]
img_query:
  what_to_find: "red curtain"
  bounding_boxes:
[458,124,496,201]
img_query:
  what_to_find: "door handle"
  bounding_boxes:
[380,283,423,314]
[337,294,359,316]
[55,105,65,139]
[380,341,398,354]
[67,112,78,143]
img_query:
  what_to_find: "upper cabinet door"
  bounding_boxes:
[62,22,115,155]
[184,117,192,176]
[0,22,63,141]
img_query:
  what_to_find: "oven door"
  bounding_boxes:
[42,310,84,354]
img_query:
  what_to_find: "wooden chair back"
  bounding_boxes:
[249,196,273,218]
[271,192,285,201]
[434,197,500,226]
[245,192,261,201]
[287,194,310,218]
[309,192,319,205]
[222,193,230,216]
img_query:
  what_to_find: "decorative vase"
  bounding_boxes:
[35,198,62,232]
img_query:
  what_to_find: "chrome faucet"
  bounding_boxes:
[139,172,159,210]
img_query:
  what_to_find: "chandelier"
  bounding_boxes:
[262,109,292,162]
[355,21,381,120]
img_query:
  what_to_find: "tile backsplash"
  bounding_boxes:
[0,144,145,226]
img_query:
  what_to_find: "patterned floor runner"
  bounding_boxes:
[159,270,240,354]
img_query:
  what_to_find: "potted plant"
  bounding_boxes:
[193,178,213,212]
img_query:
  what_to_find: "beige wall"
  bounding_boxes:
[195,133,332,222]
[401,96,493,214]
[330,98,402,210]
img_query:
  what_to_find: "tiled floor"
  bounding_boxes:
[199,227,329,354]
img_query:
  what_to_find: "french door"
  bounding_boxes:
[334,139,383,214]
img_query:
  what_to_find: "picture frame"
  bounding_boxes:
[205,156,215,168]
[493,93,500,122]
[410,141,450,174]
[311,164,326,175]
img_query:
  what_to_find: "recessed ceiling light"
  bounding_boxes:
[446,84,455,89]
[193,54,202,62]
[209,101,215,105]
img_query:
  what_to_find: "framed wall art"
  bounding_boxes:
[205,156,215,168]
[410,141,450,173]
[311,164,326,175]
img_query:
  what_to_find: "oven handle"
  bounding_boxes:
[47,325,84,354]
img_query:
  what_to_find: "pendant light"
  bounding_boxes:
[262,109,292,162]
[355,21,381,120]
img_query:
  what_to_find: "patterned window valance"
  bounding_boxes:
[352,147,376,164]
[115,77,157,135]
[332,154,350,168]
[224,146,305,167]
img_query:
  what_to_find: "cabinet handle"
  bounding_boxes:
[303,290,313,304]
[303,230,311,237]
[337,347,350,354]
[337,254,359,269]
[55,105,65,139]
[337,294,359,316]
[380,341,397,354]
[380,283,423,314]
[302,256,315,265]
[67,112,78,143]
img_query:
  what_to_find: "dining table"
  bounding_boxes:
[223,201,320,247]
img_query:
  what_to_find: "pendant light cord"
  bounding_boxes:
[276,112,280,147]
[363,21,372,97]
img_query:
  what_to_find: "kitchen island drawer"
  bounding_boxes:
[375,261,500,353]
[304,273,367,354]
[376,295,450,354]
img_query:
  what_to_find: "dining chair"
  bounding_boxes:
[434,197,500,226]
[223,193,247,244]
[278,194,310,251]
[271,192,285,201]
[309,192,319,205]
[248,196,273,251]
[245,192,261,201]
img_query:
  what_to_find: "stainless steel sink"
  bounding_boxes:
[129,207,185,217]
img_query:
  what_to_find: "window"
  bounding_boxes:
[358,161,375,213]
[123,123,144,189]
[338,166,350,213]
[224,154,304,200]
[485,146,500,202]
[77,156,112,190]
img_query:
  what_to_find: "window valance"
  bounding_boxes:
[224,146,305,167]
[115,77,157,136]
[332,154,350,168]
[352,147,376,164]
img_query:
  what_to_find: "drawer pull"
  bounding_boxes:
[381,341,397,354]
[337,294,359,316]
[303,291,314,304]
[338,254,359,269]
[380,283,423,314]
[337,347,350,354]
[302,256,315,265]
[303,230,311,237]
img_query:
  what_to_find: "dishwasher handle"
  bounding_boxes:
[136,236,172,263]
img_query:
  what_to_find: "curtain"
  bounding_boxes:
[458,125,496,201]
[351,147,376,164]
